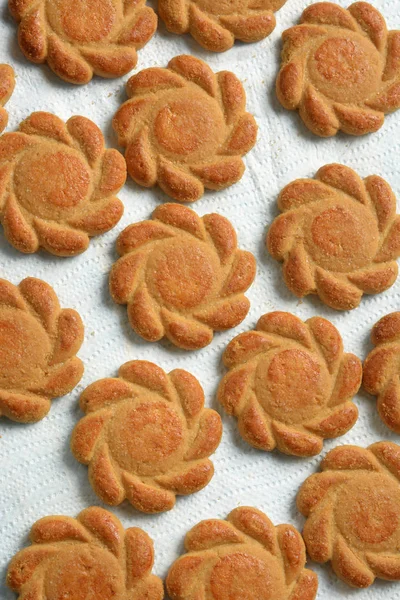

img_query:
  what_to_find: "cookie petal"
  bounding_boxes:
[31,516,90,544]
[203,212,237,262]
[272,422,323,457]
[332,536,375,587]
[238,396,276,451]
[384,31,400,81]
[334,103,384,135]
[118,6,157,48]
[369,441,400,480]
[125,127,157,187]
[305,402,358,438]
[0,132,33,160]
[315,268,362,310]
[289,570,319,600]
[66,115,104,165]
[33,219,89,256]
[170,369,205,417]
[184,410,222,460]
[109,252,146,303]
[220,12,276,43]
[42,356,84,397]
[154,203,206,240]
[0,390,50,423]
[158,0,189,33]
[2,193,39,254]
[70,197,124,236]
[156,460,214,494]
[349,263,398,293]
[297,472,350,516]
[168,54,217,96]
[372,312,400,345]
[376,376,400,434]
[223,331,276,368]
[9,0,38,20]
[81,46,138,78]
[96,149,127,196]
[0,163,13,211]
[117,221,173,255]
[191,157,245,190]
[189,5,234,53]
[348,2,387,51]
[78,506,124,557]
[113,98,152,146]
[20,111,70,143]
[51,308,84,365]
[281,25,327,61]
[128,285,164,342]
[300,86,340,137]
[89,444,125,505]
[317,163,367,204]
[278,178,334,211]
[257,311,313,348]
[0,278,25,309]
[283,243,315,297]
[126,68,183,97]
[119,360,171,398]
[224,113,258,155]
[228,507,278,554]
[18,276,60,331]
[194,296,250,330]
[7,546,56,592]
[363,345,400,396]
[158,158,204,202]
[276,524,306,584]
[218,71,246,124]
[367,81,400,113]
[71,409,112,463]
[366,553,400,581]
[128,576,164,600]
[276,56,305,110]
[302,503,333,563]
[47,35,93,85]
[222,250,256,296]
[217,366,253,415]
[266,212,302,259]
[306,316,343,373]
[365,175,397,232]
[18,7,47,63]
[122,472,176,513]
[166,556,206,599]
[185,520,242,551]
[125,527,154,584]
[301,3,357,30]
[330,353,362,406]
[80,378,133,413]
[322,445,381,472]
[161,309,213,350]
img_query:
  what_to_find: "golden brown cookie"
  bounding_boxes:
[267,164,400,310]
[0,277,84,423]
[218,311,361,457]
[110,203,256,350]
[363,312,400,433]
[0,111,126,256]
[71,360,222,513]
[158,0,287,53]
[112,54,258,202]
[7,506,164,600]
[167,506,318,600]
[9,0,157,84]
[298,442,400,588]
[276,2,400,137]
[0,64,15,133]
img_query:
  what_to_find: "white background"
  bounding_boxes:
[0,0,400,598]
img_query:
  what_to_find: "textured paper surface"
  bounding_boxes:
[1,1,400,598]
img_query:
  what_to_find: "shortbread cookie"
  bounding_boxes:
[0,112,126,256]
[363,312,400,433]
[0,64,15,133]
[9,0,157,84]
[71,360,222,513]
[0,277,84,423]
[110,204,256,349]
[267,164,400,310]
[7,506,163,600]
[159,0,287,53]
[167,506,318,600]
[276,2,400,137]
[218,311,361,457]
[113,54,258,202]
[298,442,400,588]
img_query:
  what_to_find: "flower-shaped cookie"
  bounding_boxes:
[276,2,400,137]
[113,54,258,202]
[110,203,256,350]
[363,312,400,433]
[167,507,318,600]
[0,64,15,133]
[9,0,157,84]
[0,112,126,256]
[298,442,400,588]
[71,360,223,513]
[218,311,361,457]
[158,0,287,52]
[0,277,84,423]
[7,507,163,600]
[267,164,400,310]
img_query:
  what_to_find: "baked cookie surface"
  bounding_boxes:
[363,312,400,433]
[0,64,15,133]
[7,506,163,600]
[0,277,83,423]
[159,0,287,52]
[113,54,258,202]
[218,311,361,457]
[9,0,157,84]
[0,112,126,256]
[267,164,400,310]
[167,506,318,600]
[71,360,222,513]
[276,2,400,137]
[110,203,256,350]
[298,442,400,588]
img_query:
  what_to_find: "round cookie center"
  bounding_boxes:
[154,97,224,158]
[194,0,244,15]
[308,203,379,272]
[45,546,124,600]
[255,349,328,424]
[210,552,285,600]
[149,240,218,310]
[50,0,117,43]
[310,36,382,103]
[336,475,400,547]
[14,147,91,220]
[0,308,50,390]
[108,400,185,475]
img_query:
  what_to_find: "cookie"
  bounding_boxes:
[0,277,84,423]
[276,2,400,137]
[167,506,318,600]
[298,442,400,588]
[218,311,361,457]
[110,203,256,350]
[0,64,15,133]
[7,506,164,600]
[71,360,222,513]
[112,54,258,202]
[363,312,400,433]
[159,0,287,53]
[9,0,157,84]
[267,164,400,310]
[0,111,126,256]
